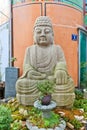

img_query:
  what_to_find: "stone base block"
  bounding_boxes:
[16,92,75,107]
[16,94,39,105]
[52,93,75,108]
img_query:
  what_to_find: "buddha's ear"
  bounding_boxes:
[52,31,54,36]
[33,40,36,44]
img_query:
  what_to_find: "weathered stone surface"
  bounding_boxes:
[26,120,66,130]
[34,100,56,118]
[16,16,75,107]
[5,67,19,98]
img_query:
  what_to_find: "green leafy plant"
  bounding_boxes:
[11,120,22,130]
[73,98,87,112]
[75,89,83,100]
[10,57,17,64]
[80,72,87,90]
[28,107,60,128]
[37,80,54,105]
[43,112,60,128]
[70,118,82,129]
[0,105,12,130]
[73,99,83,108]
[37,80,54,95]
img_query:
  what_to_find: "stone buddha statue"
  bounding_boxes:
[16,16,75,107]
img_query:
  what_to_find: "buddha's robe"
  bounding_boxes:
[16,44,75,106]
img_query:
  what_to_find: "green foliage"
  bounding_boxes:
[81,62,87,68]
[81,73,87,89]
[43,112,60,128]
[37,80,54,95]
[73,100,83,109]
[83,112,87,119]
[70,118,82,129]
[74,99,87,112]
[75,89,83,100]
[10,57,17,63]
[0,105,12,130]
[29,107,42,116]
[28,108,43,127]
[28,108,60,128]
[11,121,22,130]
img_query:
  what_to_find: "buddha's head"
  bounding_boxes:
[33,16,54,46]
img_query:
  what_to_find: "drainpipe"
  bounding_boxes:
[9,0,13,67]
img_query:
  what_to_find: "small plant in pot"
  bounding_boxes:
[10,57,17,66]
[37,80,54,105]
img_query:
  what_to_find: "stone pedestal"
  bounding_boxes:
[26,100,66,130]
[34,100,56,118]
[5,67,19,98]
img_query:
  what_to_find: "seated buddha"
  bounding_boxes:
[16,16,75,107]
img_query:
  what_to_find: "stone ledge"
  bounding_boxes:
[26,119,66,130]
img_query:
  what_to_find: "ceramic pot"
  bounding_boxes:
[41,94,51,105]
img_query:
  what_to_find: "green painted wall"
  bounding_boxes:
[84,15,87,26]
[12,0,85,25]
[12,0,20,4]
[62,0,83,10]
[12,0,83,10]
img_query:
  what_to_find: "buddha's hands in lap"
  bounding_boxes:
[27,70,46,80]
[54,70,68,85]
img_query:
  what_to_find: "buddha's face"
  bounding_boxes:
[34,26,54,46]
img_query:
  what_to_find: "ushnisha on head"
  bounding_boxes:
[33,16,54,46]
[34,16,53,29]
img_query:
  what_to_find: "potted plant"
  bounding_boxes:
[10,57,17,66]
[37,80,54,105]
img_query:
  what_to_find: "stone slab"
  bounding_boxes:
[5,67,19,98]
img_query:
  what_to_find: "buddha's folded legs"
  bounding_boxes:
[16,78,39,105]
[16,77,75,107]
[54,77,75,93]
[52,77,75,108]
[16,78,39,94]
